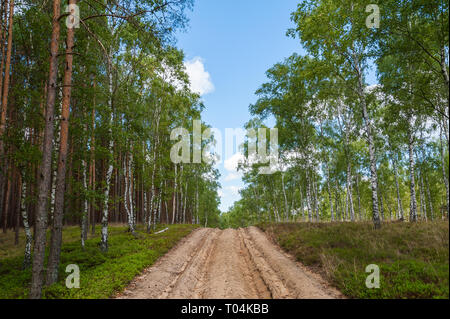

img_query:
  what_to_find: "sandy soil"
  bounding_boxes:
[116,226,344,299]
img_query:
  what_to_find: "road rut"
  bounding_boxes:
[116,227,343,299]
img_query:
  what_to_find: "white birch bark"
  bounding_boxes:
[408,121,418,222]
[356,65,380,228]
[21,181,32,268]
[172,164,177,224]
[392,155,404,220]
[100,51,114,252]
[281,173,289,222]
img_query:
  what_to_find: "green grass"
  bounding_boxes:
[0,224,198,299]
[258,221,449,299]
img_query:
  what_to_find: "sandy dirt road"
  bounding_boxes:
[116,227,343,299]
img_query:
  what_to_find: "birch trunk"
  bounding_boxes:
[440,126,449,218]
[196,181,199,225]
[327,173,334,221]
[281,173,289,222]
[356,66,380,228]
[20,179,32,269]
[100,50,115,252]
[408,124,418,222]
[355,173,362,221]
[392,156,404,220]
[419,173,427,221]
[425,174,433,221]
[172,164,177,224]
[306,171,312,222]
[183,182,187,224]
[313,178,319,221]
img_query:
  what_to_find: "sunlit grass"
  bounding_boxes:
[259,220,449,299]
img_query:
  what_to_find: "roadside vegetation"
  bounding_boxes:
[258,221,449,299]
[0,224,198,299]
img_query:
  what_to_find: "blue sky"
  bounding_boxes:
[175,0,305,212]
[175,0,377,212]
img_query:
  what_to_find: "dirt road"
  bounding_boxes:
[117,227,343,299]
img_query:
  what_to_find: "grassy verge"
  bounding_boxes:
[258,221,449,299]
[0,224,198,299]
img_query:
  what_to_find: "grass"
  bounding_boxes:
[0,223,199,299]
[258,221,449,299]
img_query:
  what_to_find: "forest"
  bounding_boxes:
[0,0,448,300]
[0,0,221,299]
[222,0,449,230]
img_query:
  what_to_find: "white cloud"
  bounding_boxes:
[184,57,214,96]
[224,152,245,172]
[224,172,241,182]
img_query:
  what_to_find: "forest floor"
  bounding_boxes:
[116,227,344,299]
[259,221,449,299]
[0,224,198,298]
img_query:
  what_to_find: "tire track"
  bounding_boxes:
[117,227,343,299]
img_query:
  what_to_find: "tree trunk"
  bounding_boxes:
[408,124,418,222]
[100,50,114,252]
[46,0,76,284]
[355,173,362,221]
[392,155,404,221]
[440,125,449,217]
[30,0,61,299]
[81,158,88,248]
[0,0,13,158]
[281,173,289,222]
[425,174,433,221]
[356,66,380,228]
[20,178,32,269]
[172,164,177,225]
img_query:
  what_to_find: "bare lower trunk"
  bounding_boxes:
[183,182,187,224]
[408,126,418,222]
[128,152,135,234]
[419,172,427,221]
[392,156,404,220]
[355,173,362,221]
[172,164,177,225]
[425,174,433,221]
[100,52,114,252]
[30,0,61,299]
[81,159,88,248]
[46,2,76,284]
[379,189,385,221]
[440,126,449,217]
[281,173,289,222]
[195,181,199,225]
[313,178,319,221]
[306,171,312,222]
[356,67,380,228]
[20,179,32,269]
